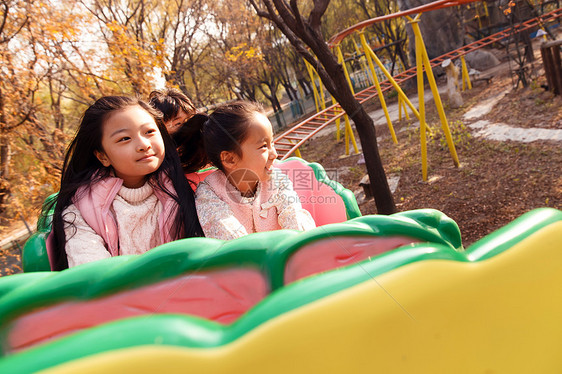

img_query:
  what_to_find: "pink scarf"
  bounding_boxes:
[201,170,282,234]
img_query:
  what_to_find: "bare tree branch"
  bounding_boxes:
[308,0,329,31]
[288,0,306,33]
[0,1,30,44]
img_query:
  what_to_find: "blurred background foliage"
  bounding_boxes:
[0,0,406,226]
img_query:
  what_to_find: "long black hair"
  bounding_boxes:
[174,100,264,173]
[47,96,203,270]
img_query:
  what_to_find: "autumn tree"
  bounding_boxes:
[257,63,283,112]
[79,0,164,97]
[260,29,302,104]
[146,0,215,106]
[0,0,86,222]
[0,0,32,218]
[256,25,286,112]
[249,0,396,214]
[0,0,138,224]
[204,1,266,103]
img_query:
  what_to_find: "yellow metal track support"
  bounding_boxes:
[328,46,342,142]
[332,97,342,142]
[318,72,327,110]
[359,32,398,144]
[475,4,483,29]
[343,113,359,156]
[290,139,302,158]
[335,45,360,156]
[398,95,410,121]
[360,34,421,121]
[304,60,327,113]
[413,20,429,181]
[335,45,355,95]
[460,55,472,91]
[304,60,321,113]
[408,14,460,181]
[353,39,371,83]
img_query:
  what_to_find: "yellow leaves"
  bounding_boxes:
[226,43,262,62]
[226,46,244,62]
[502,1,516,15]
[244,48,259,59]
[106,21,122,33]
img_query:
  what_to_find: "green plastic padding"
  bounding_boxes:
[0,208,559,373]
[21,232,50,273]
[21,193,57,273]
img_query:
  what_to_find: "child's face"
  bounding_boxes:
[166,109,190,135]
[225,112,278,195]
[95,105,165,188]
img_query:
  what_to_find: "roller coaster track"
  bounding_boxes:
[273,5,562,160]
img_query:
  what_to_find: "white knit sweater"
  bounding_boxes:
[64,182,162,267]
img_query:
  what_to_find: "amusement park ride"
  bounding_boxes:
[1,1,561,372]
[274,0,562,179]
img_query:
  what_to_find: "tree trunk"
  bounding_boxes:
[260,83,282,113]
[319,52,396,214]
[297,78,311,96]
[250,0,396,214]
[282,82,298,101]
[303,25,396,213]
[269,82,282,112]
[283,85,295,101]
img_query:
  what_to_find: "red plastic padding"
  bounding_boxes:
[7,268,267,353]
[284,236,419,284]
[186,168,216,191]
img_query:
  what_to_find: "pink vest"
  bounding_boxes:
[200,170,282,234]
[47,175,179,269]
